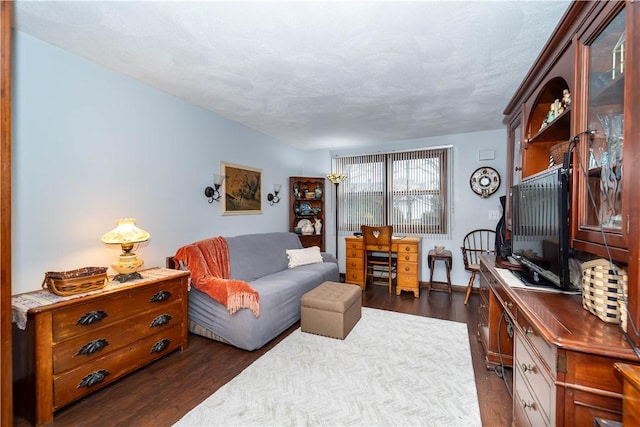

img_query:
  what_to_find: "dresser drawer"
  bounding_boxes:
[53,324,183,408]
[53,300,183,374]
[515,333,554,424]
[53,279,183,341]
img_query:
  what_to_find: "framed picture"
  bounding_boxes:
[221,162,263,215]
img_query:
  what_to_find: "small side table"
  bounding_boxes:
[427,249,453,298]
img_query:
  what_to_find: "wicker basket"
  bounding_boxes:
[581,258,628,330]
[550,141,571,165]
[42,267,109,296]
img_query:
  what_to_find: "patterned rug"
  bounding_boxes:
[174,307,481,426]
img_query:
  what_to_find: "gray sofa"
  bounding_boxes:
[183,232,339,351]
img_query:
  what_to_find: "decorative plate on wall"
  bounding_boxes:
[470,167,501,198]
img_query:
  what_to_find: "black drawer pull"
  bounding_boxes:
[77,369,110,388]
[150,314,172,327]
[150,290,171,302]
[76,339,109,356]
[76,310,108,326]
[150,338,171,353]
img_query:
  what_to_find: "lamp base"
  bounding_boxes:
[111,253,144,275]
[112,272,143,283]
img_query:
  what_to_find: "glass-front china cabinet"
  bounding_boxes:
[573,4,628,260]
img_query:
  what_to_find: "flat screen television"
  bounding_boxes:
[510,165,575,290]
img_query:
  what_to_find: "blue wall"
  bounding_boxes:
[12,31,310,294]
[11,30,507,294]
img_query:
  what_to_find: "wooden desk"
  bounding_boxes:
[345,236,421,297]
[615,363,640,426]
[479,255,640,426]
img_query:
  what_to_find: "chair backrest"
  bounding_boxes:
[461,229,496,270]
[361,225,393,250]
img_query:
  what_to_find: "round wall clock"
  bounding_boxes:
[470,167,501,198]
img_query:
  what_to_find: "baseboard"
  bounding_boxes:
[337,274,470,294]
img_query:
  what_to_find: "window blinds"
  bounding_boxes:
[333,147,452,239]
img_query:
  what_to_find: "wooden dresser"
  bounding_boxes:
[479,255,640,425]
[12,267,190,426]
[344,235,421,297]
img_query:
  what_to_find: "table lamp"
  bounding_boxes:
[101,218,150,282]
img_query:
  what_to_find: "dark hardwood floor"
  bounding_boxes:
[14,285,512,427]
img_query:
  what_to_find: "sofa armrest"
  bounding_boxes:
[166,256,178,269]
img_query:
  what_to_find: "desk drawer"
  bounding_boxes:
[513,380,548,427]
[345,270,364,284]
[346,239,363,250]
[396,243,417,254]
[515,310,556,376]
[516,333,554,423]
[345,257,363,271]
[397,252,418,263]
[397,262,418,277]
[346,248,363,259]
[492,280,515,318]
[397,274,418,287]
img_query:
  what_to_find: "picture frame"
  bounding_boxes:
[221,162,263,215]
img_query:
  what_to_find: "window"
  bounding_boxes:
[334,147,451,237]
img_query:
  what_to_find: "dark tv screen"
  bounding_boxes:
[510,166,571,289]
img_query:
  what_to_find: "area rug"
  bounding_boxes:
[174,307,481,426]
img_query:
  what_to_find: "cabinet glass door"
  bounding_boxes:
[583,7,625,233]
[512,123,522,186]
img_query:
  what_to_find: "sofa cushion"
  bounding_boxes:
[286,246,323,268]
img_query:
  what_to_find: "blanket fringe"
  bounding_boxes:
[228,292,260,317]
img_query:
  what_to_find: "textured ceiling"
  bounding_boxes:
[13,1,571,150]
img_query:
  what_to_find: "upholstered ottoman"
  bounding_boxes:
[301,281,362,339]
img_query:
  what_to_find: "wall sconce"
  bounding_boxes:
[267,184,282,205]
[204,173,225,203]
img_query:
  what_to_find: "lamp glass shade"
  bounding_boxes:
[326,173,347,184]
[213,173,225,186]
[101,218,150,277]
[101,218,150,244]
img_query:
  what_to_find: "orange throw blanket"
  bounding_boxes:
[174,237,260,317]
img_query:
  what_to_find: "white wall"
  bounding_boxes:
[328,131,508,288]
[11,31,306,294]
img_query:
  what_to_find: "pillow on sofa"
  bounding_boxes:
[286,246,323,268]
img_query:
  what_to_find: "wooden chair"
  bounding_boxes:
[361,225,396,295]
[461,229,496,305]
